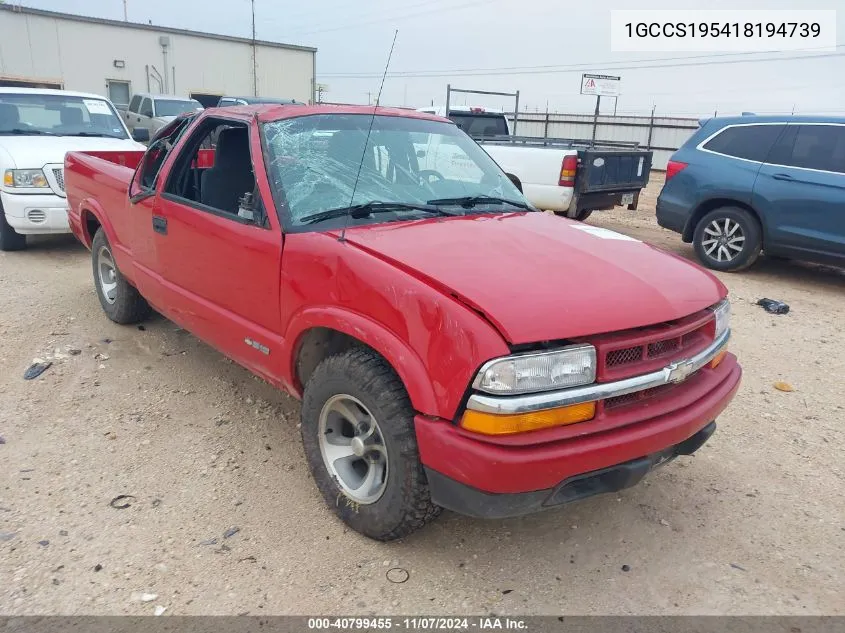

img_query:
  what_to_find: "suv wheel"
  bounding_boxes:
[300,347,440,541]
[693,207,762,272]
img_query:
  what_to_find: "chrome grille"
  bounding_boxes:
[52,168,65,193]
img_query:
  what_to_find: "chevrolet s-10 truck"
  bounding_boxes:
[64,104,741,541]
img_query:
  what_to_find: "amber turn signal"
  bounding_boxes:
[460,401,596,436]
[710,350,727,369]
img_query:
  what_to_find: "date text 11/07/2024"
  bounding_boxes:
[307,617,528,630]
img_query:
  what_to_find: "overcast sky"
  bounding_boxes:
[23,0,845,117]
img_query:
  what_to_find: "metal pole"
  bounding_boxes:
[445,84,451,116]
[613,96,618,116]
[251,0,258,96]
[544,106,550,140]
[513,90,520,135]
[591,95,601,144]
[646,104,656,149]
[123,0,128,20]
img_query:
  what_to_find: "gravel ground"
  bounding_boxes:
[1,175,843,616]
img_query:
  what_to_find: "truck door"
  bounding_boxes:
[753,123,845,258]
[152,116,284,379]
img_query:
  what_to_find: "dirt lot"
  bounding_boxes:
[1,175,843,616]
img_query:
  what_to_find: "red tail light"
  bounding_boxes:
[665,160,688,181]
[559,155,578,187]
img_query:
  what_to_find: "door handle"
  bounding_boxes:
[152,215,167,235]
[772,173,795,181]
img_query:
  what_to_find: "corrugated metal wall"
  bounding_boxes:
[507,112,700,170]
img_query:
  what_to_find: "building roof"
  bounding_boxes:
[0,86,115,100]
[0,4,317,53]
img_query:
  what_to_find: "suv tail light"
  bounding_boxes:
[559,155,578,187]
[665,160,688,181]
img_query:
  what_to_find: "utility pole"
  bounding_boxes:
[251,0,258,97]
[123,0,128,21]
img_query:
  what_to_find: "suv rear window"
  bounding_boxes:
[702,124,785,162]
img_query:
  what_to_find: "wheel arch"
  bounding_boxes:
[683,198,765,245]
[286,308,440,418]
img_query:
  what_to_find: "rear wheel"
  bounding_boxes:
[0,208,27,251]
[693,207,762,272]
[91,228,151,323]
[300,347,440,541]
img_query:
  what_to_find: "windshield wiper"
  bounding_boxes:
[0,128,58,136]
[68,132,124,138]
[300,201,458,225]
[426,195,533,211]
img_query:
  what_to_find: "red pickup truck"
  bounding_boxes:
[65,104,741,541]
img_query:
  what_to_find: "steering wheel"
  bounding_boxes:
[418,169,445,186]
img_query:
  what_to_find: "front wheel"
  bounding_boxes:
[300,348,440,541]
[693,207,762,272]
[91,228,151,323]
[0,209,27,251]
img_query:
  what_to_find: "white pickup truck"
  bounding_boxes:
[0,88,146,250]
[417,105,653,220]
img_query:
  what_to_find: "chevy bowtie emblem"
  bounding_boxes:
[665,358,695,384]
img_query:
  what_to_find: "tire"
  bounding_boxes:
[693,206,762,272]
[0,208,27,251]
[300,347,440,541]
[573,208,593,222]
[91,228,151,324]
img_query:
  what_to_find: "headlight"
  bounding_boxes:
[473,344,596,395]
[710,298,731,339]
[4,169,49,188]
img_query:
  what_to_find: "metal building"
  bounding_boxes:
[0,4,317,108]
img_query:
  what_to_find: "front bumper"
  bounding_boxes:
[1,191,70,234]
[416,348,741,508]
[425,421,716,519]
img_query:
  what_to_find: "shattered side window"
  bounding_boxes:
[262,114,525,228]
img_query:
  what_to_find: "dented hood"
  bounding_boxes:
[341,212,726,345]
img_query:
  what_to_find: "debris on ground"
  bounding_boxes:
[109,495,136,510]
[137,325,146,331]
[67,348,82,356]
[223,526,240,539]
[151,498,162,508]
[0,436,5,445]
[773,382,795,392]
[59,530,68,536]
[130,592,158,603]
[386,567,410,584]
[0,532,17,541]
[198,538,218,546]
[757,298,790,314]
[154,606,167,616]
[23,361,52,380]
[730,563,747,571]
[621,565,631,572]
[38,540,49,547]
[94,564,103,572]
[94,353,110,361]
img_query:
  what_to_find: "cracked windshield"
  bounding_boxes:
[263,114,528,227]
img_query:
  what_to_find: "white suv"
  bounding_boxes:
[0,88,146,251]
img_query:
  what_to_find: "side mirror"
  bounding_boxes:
[132,127,150,143]
[416,149,426,158]
[505,172,523,193]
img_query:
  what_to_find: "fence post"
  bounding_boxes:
[543,109,550,140]
[646,105,656,150]
[513,90,520,136]
[591,95,601,145]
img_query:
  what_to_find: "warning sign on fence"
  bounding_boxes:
[580,73,621,97]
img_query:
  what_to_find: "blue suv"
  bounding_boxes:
[656,115,845,271]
